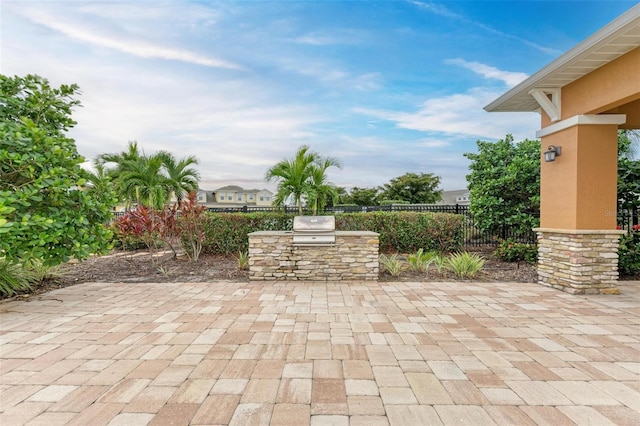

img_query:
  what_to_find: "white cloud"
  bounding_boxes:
[3,0,566,194]
[294,29,367,46]
[353,59,538,142]
[409,1,462,20]
[409,1,561,56]
[354,86,538,141]
[9,5,243,70]
[446,58,528,88]
[418,139,451,148]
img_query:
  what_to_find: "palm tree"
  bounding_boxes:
[265,145,318,214]
[118,153,169,210]
[97,141,145,208]
[307,156,342,215]
[96,142,200,210]
[84,162,116,206]
[159,151,199,207]
[265,145,342,215]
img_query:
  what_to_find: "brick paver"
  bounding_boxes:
[1,279,639,425]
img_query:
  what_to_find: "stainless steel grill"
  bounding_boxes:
[292,216,336,246]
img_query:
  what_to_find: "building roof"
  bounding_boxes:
[213,185,273,194]
[215,185,244,191]
[485,4,640,113]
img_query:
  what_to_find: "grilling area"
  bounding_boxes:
[248,216,379,281]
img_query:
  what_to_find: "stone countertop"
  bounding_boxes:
[248,230,379,236]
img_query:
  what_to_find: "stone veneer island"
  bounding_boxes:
[248,231,379,281]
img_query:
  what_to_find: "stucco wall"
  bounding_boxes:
[540,124,619,229]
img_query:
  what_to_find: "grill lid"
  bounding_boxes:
[293,216,335,232]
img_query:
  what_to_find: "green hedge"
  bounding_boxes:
[335,211,463,253]
[202,211,463,255]
[203,213,293,255]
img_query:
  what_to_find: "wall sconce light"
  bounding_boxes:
[544,145,562,162]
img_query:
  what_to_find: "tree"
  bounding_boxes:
[618,129,639,160]
[117,153,169,210]
[266,145,341,215]
[97,141,145,208]
[379,173,442,204]
[0,74,115,266]
[464,134,540,236]
[307,156,342,214]
[85,163,114,202]
[618,130,640,216]
[338,187,380,206]
[98,142,199,209]
[160,151,199,207]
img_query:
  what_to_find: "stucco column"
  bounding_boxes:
[534,118,625,294]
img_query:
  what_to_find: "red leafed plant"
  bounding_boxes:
[113,193,208,263]
[114,205,163,261]
[177,192,207,261]
[114,204,181,263]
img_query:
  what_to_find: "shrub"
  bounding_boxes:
[25,259,67,283]
[335,211,464,253]
[200,211,463,256]
[0,258,34,296]
[432,254,447,272]
[618,226,640,276]
[447,252,485,279]
[406,249,437,272]
[379,254,405,276]
[493,239,538,264]
[177,193,207,261]
[113,205,165,256]
[236,250,249,270]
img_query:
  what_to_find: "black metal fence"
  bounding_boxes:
[619,207,640,233]
[203,204,538,247]
[112,204,638,248]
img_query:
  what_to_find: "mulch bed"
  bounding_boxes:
[3,247,545,300]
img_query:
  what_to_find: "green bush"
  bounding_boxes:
[200,211,463,256]
[618,228,640,276]
[203,212,292,255]
[336,211,463,253]
[493,239,538,264]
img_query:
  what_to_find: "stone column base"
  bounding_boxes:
[533,228,625,295]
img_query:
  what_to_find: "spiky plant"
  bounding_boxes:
[236,250,249,270]
[0,258,34,297]
[446,252,485,279]
[379,254,405,277]
[406,248,438,272]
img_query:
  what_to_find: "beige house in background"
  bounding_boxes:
[196,186,273,208]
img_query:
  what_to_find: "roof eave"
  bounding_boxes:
[484,4,640,113]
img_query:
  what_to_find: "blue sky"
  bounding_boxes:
[1,1,636,193]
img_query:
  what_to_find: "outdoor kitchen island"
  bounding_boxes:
[248,218,379,281]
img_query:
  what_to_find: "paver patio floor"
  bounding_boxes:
[1,279,639,425]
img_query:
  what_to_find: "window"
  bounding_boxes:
[249,195,254,200]
[237,195,243,201]
[259,196,264,201]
